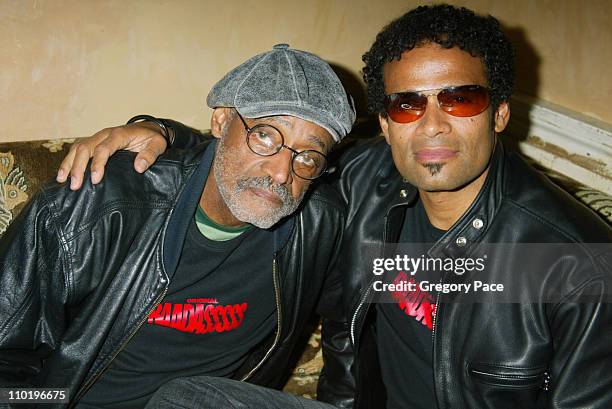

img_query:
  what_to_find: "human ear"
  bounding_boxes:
[379,114,391,145]
[494,102,510,133]
[210,108,235,139]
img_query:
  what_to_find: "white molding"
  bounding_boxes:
[505,94,612,195]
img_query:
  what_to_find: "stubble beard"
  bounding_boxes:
[213,136,305,229]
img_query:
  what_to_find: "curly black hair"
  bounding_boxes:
[363,4,515,114]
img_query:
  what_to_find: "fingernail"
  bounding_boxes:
[91,171,100,183]
[136,159,148,173]
[70,177,79,190]
[56,169,65,181]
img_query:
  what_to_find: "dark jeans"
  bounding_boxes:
[144,376,337,409]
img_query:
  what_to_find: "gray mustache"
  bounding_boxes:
[236,176,294,204]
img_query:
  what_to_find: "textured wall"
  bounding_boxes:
[1,0,610,142]
[452,0,612,124]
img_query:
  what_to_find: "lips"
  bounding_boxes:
[249,187,283,205]
[414,148,457,162]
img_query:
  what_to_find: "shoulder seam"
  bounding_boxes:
[504,198,582,243]
[37,187,75,304]
[550,274,608,318]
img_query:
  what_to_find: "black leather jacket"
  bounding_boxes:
[0,125,346,408]
[320,137,612,409]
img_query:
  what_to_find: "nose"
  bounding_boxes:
[261,148,294,185]
[415,95,452,138]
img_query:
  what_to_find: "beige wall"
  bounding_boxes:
[1,0,611,142]
[451,0,612,123]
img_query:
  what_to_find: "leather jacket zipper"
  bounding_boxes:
[431,289,440,345]
[70,287,168,407]
[431,276,442,409]
[470,368,549,388]
[350,285,373,345]
[241,256,282,381]
[351,208,398,346]
[431,273,444,345]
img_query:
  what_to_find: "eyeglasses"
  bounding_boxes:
[235,111,328,180]
[384,85,490,124]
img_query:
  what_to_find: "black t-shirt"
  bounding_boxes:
[376,199,445,409]
[78,217,276,408]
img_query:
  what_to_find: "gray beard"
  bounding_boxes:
[213,138,304,229]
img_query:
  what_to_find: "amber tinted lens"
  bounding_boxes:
[385,92,427,123]
[437,85,490,117]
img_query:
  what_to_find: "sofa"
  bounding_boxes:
[0,136,610,399]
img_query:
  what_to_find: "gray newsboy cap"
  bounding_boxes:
[207,44,355,142]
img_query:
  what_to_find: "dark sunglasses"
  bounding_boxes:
[384,85,490,124]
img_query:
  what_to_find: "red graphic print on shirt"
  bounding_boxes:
[390,272,437,330]
[147,298,248,334]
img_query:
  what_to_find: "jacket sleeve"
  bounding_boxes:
[0,189,68,387]
[316,143,381,408]
[548,260,612,409]
[316,252,355,408]
[315,192,356,408]
[317,317,356,408]
[160,118,209,149]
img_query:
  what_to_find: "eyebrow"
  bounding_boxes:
[391,83,486,94]
[267,116,292,128]
[306,134,327,152]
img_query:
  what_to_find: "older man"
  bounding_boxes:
[56,5,612,409]
[0,44,353,408]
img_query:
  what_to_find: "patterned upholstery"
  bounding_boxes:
[0,139,609,398]
[0,139,75,234]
